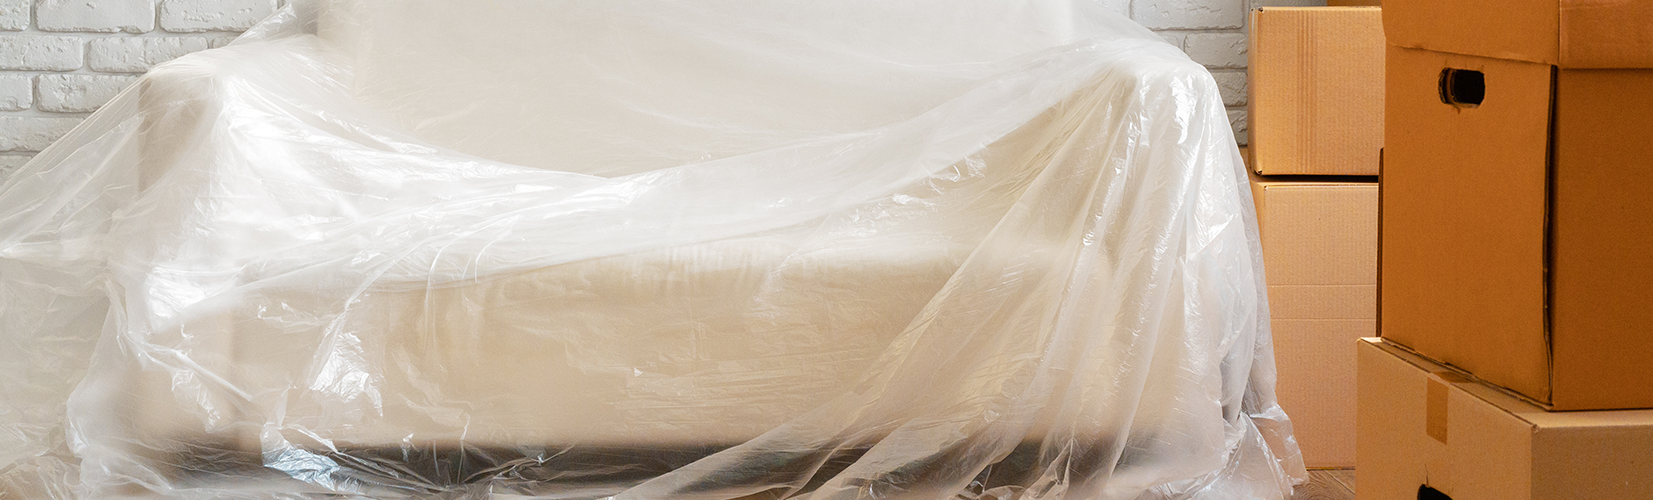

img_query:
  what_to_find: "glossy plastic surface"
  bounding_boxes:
[0,1,1305,498]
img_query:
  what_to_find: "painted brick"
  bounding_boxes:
[0,74,27,110]
[1133,0,1243,30]
[37,0,156,33]
[1097,0,1131,16]
[0,116,82,152]
[1157,32,1185,50]
[1228,108,1248,146]
[0,0,27,31]
[1212,71,1246,106]
[1185,33,1247,69]
[90,37,213,73]
[0,153,30,181]
[160,0,277,32]
[0,35,83,71]
[38,75,139,113]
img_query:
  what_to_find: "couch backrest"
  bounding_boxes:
[316,0,1158,176]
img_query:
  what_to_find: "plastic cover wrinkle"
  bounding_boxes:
[0,1,1305,498]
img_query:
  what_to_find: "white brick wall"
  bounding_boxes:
[88,36,210,72]
[0,0,1322,183]
[0,0,254,179]
[160,0,276,32]
[37,73,136,111]
[37,0,156,33]
[0,114,79,151]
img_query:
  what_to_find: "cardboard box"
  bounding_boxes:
[1251,176,1376,467]
[1380,44,1653,410]
[1247,7,1384,176]
[1357,338,1653,500]
[1327,0,1379,5]
[1384,0,1653,69]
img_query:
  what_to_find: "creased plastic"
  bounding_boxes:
[0,1,1307,498]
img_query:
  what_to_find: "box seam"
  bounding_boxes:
[1372,338,1559,411]
[1543,64,1558,406]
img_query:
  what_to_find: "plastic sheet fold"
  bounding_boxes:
[0,1,1306,498]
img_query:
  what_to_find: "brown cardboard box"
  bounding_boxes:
[1251,176,1376,467]
[1384,0,1653,68]
[1380,44,1653,410]
[1357,338,1653,499]
[1247,7,1384,176]
[1326,0,1379,5]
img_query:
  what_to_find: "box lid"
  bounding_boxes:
[1384,0,1653,68]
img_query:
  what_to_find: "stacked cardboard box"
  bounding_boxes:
[1358,338,1653,499]
[1380,0,1653,412]
[1370,0,1653,497]
[1249,7,1384,176]
[1245,6,1383,468]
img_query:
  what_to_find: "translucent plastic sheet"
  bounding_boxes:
[0,1,1306,498]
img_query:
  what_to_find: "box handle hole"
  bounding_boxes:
[1438,68,1485,108]
[1419,485,1453,500]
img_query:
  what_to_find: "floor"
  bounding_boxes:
[1291,469,1356,500]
